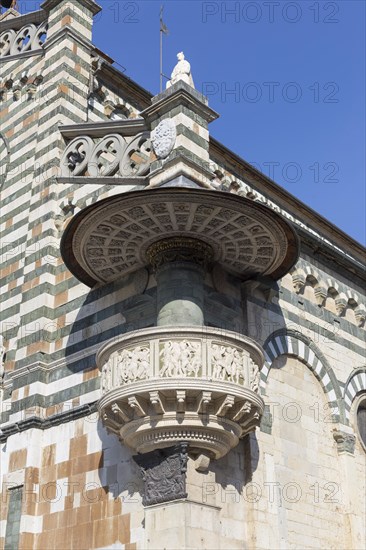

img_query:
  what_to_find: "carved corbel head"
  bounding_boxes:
[354,304,366,327]
[26,84,37,100]
[13,83,21,101]
[291,268,306,293]
[335,293,348,316]
[314,284,327,307]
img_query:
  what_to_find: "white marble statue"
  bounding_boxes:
[166,52,195,89]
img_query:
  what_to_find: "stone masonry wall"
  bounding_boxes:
[0,1,365,549]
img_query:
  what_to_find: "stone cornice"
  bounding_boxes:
[43,24,92,52]
[209,137,366,270]
[0,8,45,31]
[0,402,98,443]
[0,48,44,63]
[59,119,147,139]
[56,176,148,186]
[94,58,152,111]
[142,82,219,125]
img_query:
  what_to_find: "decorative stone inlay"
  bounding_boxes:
[151,118,176,159]
[61,188,299,286]
[133,443,188,506]
[97,326,264,459]
[0,21,48,58]
[0,133,9,187]
[60,132,151,178]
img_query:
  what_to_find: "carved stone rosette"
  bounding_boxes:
[97,326,264,460]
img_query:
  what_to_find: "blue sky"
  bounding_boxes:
[19,0,366,245]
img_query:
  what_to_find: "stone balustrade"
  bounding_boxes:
[0,21,48,58]
[97,326,265,461]
[60,132,152,179]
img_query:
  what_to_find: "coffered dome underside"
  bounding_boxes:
[61,189,299,286]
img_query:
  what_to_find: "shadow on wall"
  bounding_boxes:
[210,433,260,501]
[64,267,155,375]
[96,419,143,502]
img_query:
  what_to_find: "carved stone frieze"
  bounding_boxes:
[160,340,201,378]
[99,328,262,392]
[133,443,188,506]
[151,118,176,159]
[0,21,48,58]
[60,132,151,179]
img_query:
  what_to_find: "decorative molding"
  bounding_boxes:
[133,443,188,506]
[59,119,147,139]
[290,262,365,326]
[1,69,43,101]
[0,402,98,443]
[41,0,101,15]
[344,367,366,421]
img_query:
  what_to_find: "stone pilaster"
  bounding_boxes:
[41,0,101,42]
[142,81,219,188]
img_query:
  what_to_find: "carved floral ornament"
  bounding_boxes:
[0,21,48,58]
[60,133,152,178]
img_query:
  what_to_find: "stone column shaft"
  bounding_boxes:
[156,261,205,326]
[147,237,213,327]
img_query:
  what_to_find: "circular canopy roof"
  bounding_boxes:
[61,188,299,287]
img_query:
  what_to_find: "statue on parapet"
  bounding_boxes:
[166,52,195,90]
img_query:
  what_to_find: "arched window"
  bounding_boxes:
[356,395,366,451]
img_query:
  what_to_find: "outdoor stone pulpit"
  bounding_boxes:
[61,59,299,519]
